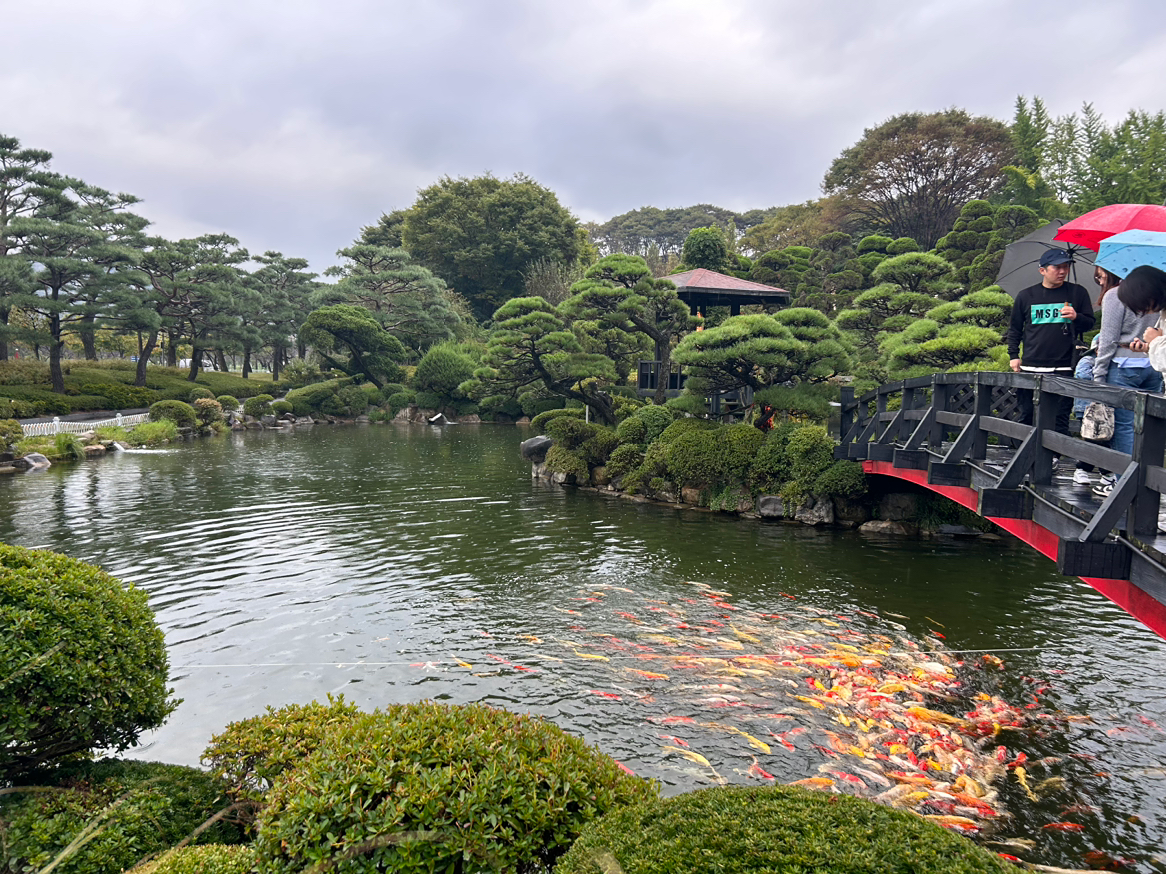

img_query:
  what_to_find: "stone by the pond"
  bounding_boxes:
[590,465,611,487]
[757,495,786,518]
[681,486,703,505]
[935,523,983,537]
[520,435,553,463]
[13,452,51,470]
[859,520,915,536]
[833,496,870,527]
[878,493,919,522]
[795,497,834,526]
[83,444,106,457]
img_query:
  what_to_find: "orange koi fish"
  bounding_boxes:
[588,690,621,699]
[747,760,776,781]
[627,668,669,680]
[659,734,689,747]
[1042,822,1085,832]
[788,776,834,790]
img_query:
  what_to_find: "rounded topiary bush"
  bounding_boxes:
[188,386,215,402]
[254,702,658,874]
[242,394,274,419]
[544,416,601,450]
[192,397,224,426]
[815,459,868,499]
[663,428,720,488]
[614,415,647,445]
[148,399,198,430]
[134,844,255,874]
[0,760,243,874]
[556,785,1014,874]
[606,444,644,479]
[0,544,175,779]
[530,407,581,432]
[215,395,240,412]
[411,345,475,404]
[270,399,293,417]
[202,695,363,813]
[632,404,674,443]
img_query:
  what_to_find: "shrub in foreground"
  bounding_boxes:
[215,395,240,413]
[148,399,197,429]
[242,394,274,419]
[134,844,255,874]
[0,544,176,779]
[128,420,180,446]
[254,701,658,874]
[192,398,224,426]
[0,759,242,874]
[557,785,1014,874]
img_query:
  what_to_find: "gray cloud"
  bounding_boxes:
[3,0,1164,273]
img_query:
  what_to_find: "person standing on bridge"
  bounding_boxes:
[1006,248,1096,438]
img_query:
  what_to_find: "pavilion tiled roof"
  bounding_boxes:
[665,268,788,296]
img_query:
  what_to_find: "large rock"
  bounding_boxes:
[859,520,916,536]
[795,497,834,526]
[551,470,576,486]
[520,435,553,463]
[878,492,919,522]
[83,444,106,457]
[833,496,870,528]
[460,414,481,424]
[681,487,703,506]
[591,466,611,487]
[13,452,51,470]
[757,495,786,518]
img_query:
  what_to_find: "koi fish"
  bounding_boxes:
[626,668,669,680]
[788,776,835,790]
[905,706,966,726]
[573,649,609,661]
[747,760,776,781]
[588,690,621,699]
[658,734,688,747]
[770,726,805,751]
[661,745,712,768]
[614,760,635,776]
[655,715,696,724]
[1041,822,1085,832]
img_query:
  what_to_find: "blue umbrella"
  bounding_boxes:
[1094,229,1166,278]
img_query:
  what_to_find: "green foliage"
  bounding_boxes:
[782,425,837,504]
[663,424,765,494]
[126,420,179,446]
[0,544,175,779]
[606,444,644,479]
[252,701,657,874]
[202,695,363,813]
[748,420,801,493]
[148,399,198,429]
[215,395,240,412]
[80,383,158,410]
[284,379,348,417]
[278,358,325,388]
[188,386,215,402]
[53,432,85,461]
[337,385,370,415]
[135,845,256,874]
[625,404,674,444]
[0,760,242,874]
[270,400,292,417]
[681,226,730,270]
[192,398,224,426]
[544,444,590,482]
[0,419,24,449]
[242,394,274,418]
[544,415,601,450]
[411,344,476,407]
[614,415,647,445]
[93,425,128,441]
[815,460,868,499]
[556,785,1013,874]
[300,304,407,388]
[529,407,579,432]
[386,391,416,414]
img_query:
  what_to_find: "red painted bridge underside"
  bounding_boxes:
[863,460,1166,642]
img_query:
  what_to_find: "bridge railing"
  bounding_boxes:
[836,371,1166,576]
[20,413,150,437]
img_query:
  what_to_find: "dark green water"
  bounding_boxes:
[1,424,1164,868]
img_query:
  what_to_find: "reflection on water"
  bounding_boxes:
[2,424,1165,868]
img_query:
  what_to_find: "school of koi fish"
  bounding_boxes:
[440,581,1099,862]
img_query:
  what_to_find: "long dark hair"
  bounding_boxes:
[1117,265,1166,315]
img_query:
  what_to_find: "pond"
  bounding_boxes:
[2,424,1164,869]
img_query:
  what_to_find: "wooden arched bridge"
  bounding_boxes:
[835,371,1166,641]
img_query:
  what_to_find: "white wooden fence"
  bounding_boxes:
[21,413,151,437]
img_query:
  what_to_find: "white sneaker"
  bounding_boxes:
[1073,469,1093,485]
[1099,473,1116,486]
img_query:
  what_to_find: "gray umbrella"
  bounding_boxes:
[996,219,1100,303]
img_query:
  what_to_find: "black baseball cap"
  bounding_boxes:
[1039,248,1074,267]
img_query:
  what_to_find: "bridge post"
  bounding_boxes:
[1032,376,1058,485]
[899,384,916,443]
[1130,392,1164,536]
[971,374,990,460]
[838,387,854,444]
[928,376,947,449]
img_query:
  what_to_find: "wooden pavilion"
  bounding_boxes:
[664,268,790,315]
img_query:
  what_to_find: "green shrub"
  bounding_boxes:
[0,419,25,450]
[663,428,720,488]
[360,382,385,406]
[135,844,256,874]
[413,389,441,410]
[749,421,800,493]
[192,398,224,426]
[387,391,416,414]
[557,785,1013,874]
[148,399,198,429]
[580,427,618,466]
[54,432,86,462]
[543,416,602,450]
[215,395,240,412]
[80,383,158,410]
[335,385,368,415]
[0,760,242,874]
[0,360,51,386]
[411,345,475,406]
[717,423,765,485]
[270,400,293,416]
[782,424,837,504]
[633,404,675,442]
[93,425,128,442]
[815,460,868,499]
[279,358,325,388]
[188,386,215,402]
[0,545,176,779]
[606,444,644,479]
[530,407,582,432]
[127,420,179,446]
[544,444,590,482]
[655,417,717,445]
[202,696,363,815]
[253,702,657,874]
[614,415,647,445]
[284,380,346,417]
[242,394,274,418]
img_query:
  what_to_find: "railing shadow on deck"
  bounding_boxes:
[834,371,1166,620]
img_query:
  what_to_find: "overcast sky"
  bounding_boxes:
[3,0,1165,274]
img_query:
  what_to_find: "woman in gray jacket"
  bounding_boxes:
[1094,266,1163,463]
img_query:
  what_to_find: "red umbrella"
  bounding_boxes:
[1053,203,1166,252]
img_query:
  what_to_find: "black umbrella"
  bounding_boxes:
[996,219,1101,303]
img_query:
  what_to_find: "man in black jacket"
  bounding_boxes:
[1006,248,1096,437]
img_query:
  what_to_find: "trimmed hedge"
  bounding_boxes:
[242,394,274,418]
[253,702,658,874]
[0,544,176,779]
[148,400,198,429]
[0,760,243,874]
[557,785,1014,874]
[133,845,255,874]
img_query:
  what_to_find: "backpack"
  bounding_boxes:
[1081,402,1114,442]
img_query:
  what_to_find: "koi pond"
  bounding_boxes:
[2,424,1165,869]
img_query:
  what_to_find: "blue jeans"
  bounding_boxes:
[1105,365,1164,456]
